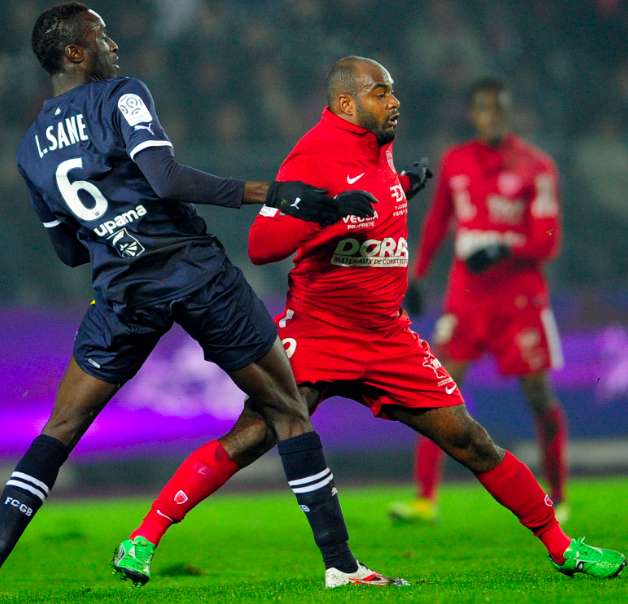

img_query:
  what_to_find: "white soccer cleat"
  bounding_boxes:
[325,561,409,588]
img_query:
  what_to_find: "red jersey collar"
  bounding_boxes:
[321,107,373,136]
[320,107,394,159]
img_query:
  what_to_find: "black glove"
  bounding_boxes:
[404,280,424,317]
[465,244,510,273]
[266,181,377,226]
[335,190,378,223]
[401,158,433,199]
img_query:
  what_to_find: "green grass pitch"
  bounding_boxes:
[0,477,626,603]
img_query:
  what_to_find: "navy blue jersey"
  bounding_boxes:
[17,77,237,308]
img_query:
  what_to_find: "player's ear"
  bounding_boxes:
[337,94,355,118]
[64,43,85,65]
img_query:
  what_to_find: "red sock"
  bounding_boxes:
[131,440,239,546]
[476,451,571,563]
[415,436,445,500]
[535,405,568,503]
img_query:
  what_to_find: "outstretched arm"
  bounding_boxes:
[118,79,375,224]
[134,146,245,208]
[135,146,375,224]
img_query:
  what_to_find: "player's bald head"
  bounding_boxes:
[326,56,390,108]
[326,56,399,144]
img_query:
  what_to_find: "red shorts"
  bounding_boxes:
[276,309,464,418]
[434,298,563,376]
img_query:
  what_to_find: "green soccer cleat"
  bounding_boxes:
[112,536,155,586]
[552,537,626,579]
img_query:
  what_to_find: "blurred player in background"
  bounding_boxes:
[0,3,389,587]
[117,57,625,586]
[390,78,569,524]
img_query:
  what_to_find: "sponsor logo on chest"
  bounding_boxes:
[93,204,147,236]
[487,195,525,224]
[342,210,379,230]
[497,171,523,196]
[450,172,525,224]
[331,237,408,267]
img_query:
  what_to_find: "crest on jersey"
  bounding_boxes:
[421,351,450,381]
[497,172,522,196]
[118,93,153,126]
[109,228,145,258]
[386,148,396,172]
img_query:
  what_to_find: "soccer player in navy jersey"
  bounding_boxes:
[0,3,401,586]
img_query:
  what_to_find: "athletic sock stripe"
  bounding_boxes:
[292,473,334,494]
[6,480,47,503]
[541,308,564,370]
[288,467,331,487]
[11,471,50,495]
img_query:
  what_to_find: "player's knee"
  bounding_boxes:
[44,401,97,442]
[468,424,503,469]
[246,391,311,441]
[452,418,502,470]
[521,375,554,414]
[222,414,276,467]
[267,392,310,425]
[269,399,312,440]
[527,387,551,412]
[273,410,311,439]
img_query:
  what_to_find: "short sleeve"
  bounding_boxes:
[109,78,173,161]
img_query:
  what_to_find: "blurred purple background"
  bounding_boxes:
[1,298,627,461]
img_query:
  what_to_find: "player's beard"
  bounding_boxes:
[355,102,395,145]
[88,51,116,81]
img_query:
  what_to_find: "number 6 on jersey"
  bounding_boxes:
[55,157,108,221]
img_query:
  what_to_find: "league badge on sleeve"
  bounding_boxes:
[118,94,153,127]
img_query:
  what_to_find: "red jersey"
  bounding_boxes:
[414,134,561,305]
[249,108,413,331]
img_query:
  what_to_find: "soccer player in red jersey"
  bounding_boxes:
[119,58,625,585]
[390,78,569,525]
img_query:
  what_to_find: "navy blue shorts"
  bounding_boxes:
[74,258,277,384]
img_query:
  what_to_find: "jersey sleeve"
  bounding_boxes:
[249,207,318,264]
[17,163,60,228]
[248,148,325,264]
[398,173,412,195]
[109,78,173,161]
[413,153,454,279]
[510,161,561,262]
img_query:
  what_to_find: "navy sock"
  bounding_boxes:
[278,432,357,573]
[0,435,69,566]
